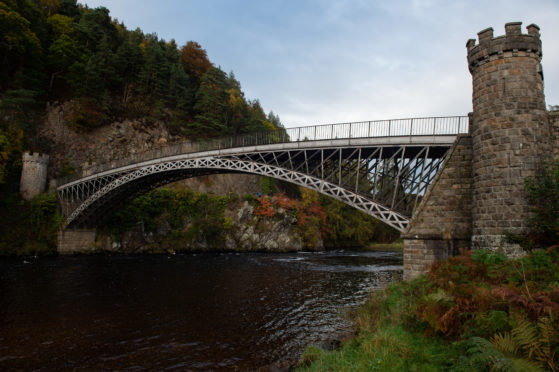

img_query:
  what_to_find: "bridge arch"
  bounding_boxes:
[62,155,411,231]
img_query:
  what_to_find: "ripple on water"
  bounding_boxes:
[0,250,402,371]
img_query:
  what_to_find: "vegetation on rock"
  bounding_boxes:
[96,185,398,252]
[0,191,63,256]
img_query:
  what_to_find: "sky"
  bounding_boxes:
[81,0,559,128]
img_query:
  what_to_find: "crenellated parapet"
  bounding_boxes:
[404,22,552,279]
[466,22,542,74]
[22,152,50,166]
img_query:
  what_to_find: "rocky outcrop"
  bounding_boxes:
[40,102,175,179]
[94,201,314,253]
[224,202,304,252]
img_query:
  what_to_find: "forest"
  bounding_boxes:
[0,0,283,187]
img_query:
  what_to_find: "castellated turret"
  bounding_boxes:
[467,22,551,253]
[20,152,50,200]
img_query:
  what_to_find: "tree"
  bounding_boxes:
[180,41,212,85]
[0,125,24,184]
[0,2,42,87]
[190,67,229,136]
[47,33,80,92]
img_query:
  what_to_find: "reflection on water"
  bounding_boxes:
[0,250,402,370]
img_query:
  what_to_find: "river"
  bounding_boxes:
[0,250,402,371]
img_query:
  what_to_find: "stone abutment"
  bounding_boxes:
[404,22,554,279]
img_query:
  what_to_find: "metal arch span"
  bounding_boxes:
[63,156,411,231]
[57,142,454,232]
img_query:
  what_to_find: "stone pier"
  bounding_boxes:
[58,229,97,254]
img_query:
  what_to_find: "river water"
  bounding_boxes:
[0,251,402,371]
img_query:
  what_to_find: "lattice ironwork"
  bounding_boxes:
[58,142,454,232]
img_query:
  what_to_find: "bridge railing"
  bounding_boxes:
[57,116,468,185]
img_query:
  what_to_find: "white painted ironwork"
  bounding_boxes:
[57,116,468,231]
[62,156,411,231]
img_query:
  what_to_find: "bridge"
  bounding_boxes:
[56,116,469,232]
[48,22,554,280]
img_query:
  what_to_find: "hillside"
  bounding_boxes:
[1,0,283,183]
[0,0,399,255]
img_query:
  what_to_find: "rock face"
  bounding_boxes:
[40,102,263,196]
[225,202,304,252]
[40,102,174,178]
[94,201,310,253]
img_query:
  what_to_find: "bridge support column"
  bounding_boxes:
[57,229,97,254]
[403,135,473,280]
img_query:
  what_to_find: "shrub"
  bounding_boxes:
[524,161,559,248]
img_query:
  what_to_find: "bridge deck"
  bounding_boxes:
[62,134,458,188]
[56,116,469,231]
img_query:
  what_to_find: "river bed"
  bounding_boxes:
[0,250,402,371]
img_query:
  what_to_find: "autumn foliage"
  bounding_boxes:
[254,191,328,248]
[413,247,559,340]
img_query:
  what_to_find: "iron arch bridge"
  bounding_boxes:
[56,116,469,232]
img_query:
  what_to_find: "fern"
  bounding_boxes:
[535,316,559,371]
[466,337,517,371]
[460,336,545,371]
[427,288,455,306]
[511,318,541,360]
[491,332,519,355]
[486,316,559,371]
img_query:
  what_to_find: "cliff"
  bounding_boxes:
[39,101,263,195]
[38,102,322,252]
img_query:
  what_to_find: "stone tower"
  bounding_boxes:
[467,22,550,252]
[20,152,49,200]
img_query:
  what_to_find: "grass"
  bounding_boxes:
[365,241,403,252]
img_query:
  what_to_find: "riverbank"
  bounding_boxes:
[296,247,559,371]
[365,241,403,252]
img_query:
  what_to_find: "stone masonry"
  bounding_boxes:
[57,229,97,254]
[403,135,473,280]
[467,22,550,252]
[20,152,50,200]
[403,22,553,279]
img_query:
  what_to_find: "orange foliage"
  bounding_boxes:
[180,41,212,83]
[254,196,275,218]
[415,249,559,339]
[492,286,559,320]
[274,193,295,210]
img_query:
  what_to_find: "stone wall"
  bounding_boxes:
[58,229,97,254]
[403,135,473,279]
[20,152,49,200]
[467,22,550,252]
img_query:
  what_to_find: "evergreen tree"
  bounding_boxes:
[190,67,230,136]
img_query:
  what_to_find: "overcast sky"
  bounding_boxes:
[81,0,559,128]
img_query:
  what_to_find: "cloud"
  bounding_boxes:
[82,0,559,126]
